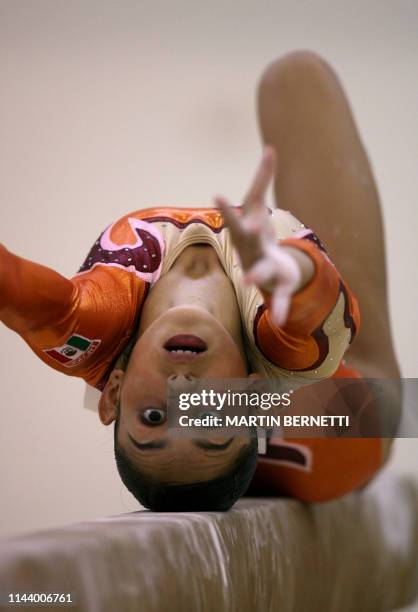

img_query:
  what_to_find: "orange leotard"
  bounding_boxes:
[0,206,384,501]
[0,206,359,388]
[249,362,384,501]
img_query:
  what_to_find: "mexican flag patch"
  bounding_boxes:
[44,334,101,368]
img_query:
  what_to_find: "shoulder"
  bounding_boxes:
[270,208,306,236]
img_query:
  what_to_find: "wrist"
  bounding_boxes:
[279,245,315,293]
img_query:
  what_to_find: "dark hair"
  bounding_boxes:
[113,418,258,512]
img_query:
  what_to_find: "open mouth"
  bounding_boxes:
[164,335,207,356]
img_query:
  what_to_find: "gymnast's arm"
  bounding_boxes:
[216,148,359,379]
[254,235,360,377]
[0,243,76,336]
[0,242,144,388]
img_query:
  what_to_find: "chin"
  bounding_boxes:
[157,305,222,332]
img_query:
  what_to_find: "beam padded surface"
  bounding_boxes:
[0,471,417,612]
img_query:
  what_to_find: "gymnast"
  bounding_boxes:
[0,51,401,511]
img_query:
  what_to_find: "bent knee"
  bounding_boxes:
[258,50,339,99]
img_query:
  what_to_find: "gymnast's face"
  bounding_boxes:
[99,306,252,483]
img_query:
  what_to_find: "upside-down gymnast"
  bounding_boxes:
[0,51,401,511]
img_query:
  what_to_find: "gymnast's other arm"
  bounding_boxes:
[216,148,359,380]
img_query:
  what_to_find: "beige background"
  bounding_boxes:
[0,0,417,538]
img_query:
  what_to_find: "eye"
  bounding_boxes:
[141,408,167,426]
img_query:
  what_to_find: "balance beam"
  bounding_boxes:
[0,471,417,611]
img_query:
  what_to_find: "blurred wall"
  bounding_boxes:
[1,0,417,537]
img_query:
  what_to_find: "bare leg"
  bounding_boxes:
[257,52,402,458]
[257,51,400,381]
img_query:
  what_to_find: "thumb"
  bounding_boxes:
[270,286,292,327]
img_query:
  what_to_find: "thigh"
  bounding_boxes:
[257,51,399,379]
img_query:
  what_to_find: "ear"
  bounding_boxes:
[98,369,124,426]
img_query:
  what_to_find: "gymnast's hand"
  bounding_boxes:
[215,147,314,326]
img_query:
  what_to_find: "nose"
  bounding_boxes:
[167,374,198,393]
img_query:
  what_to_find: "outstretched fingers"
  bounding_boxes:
[214,195,245,243]
[242,146,277,212]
